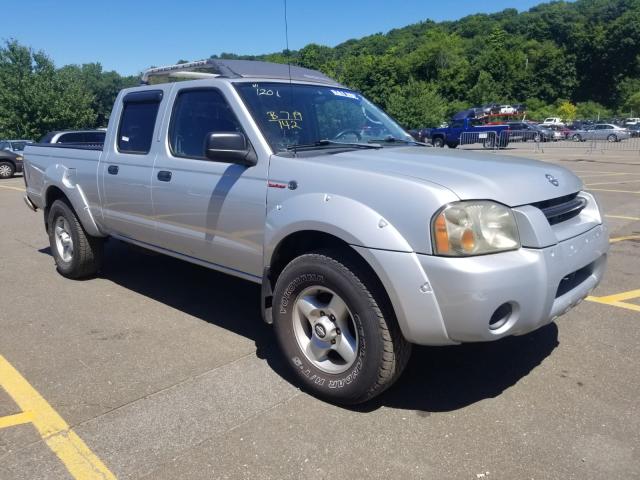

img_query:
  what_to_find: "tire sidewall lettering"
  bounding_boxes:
[279,273,325,315]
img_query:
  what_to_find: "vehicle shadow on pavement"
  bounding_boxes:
[357,323,559,413]
[38,240,559,413]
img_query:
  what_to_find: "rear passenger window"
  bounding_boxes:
[118,93,162,154]
[169,89,241,158]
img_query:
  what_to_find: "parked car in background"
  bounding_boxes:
[480,103,500,115]
[0,139,34,152]
[541,117,565,127]
[499,105,516,114]
[39,129,106,145]
[570,124,631,142]
[627,124,640,137]
[0,149,23,179]
[506,121,555,142]
[623,118,640,126]
[512,104,526,113]
[547,124,569,140]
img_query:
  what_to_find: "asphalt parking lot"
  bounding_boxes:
[1,145,639,479]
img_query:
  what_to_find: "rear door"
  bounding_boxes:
[151,85,268,279]
[99,90,164,244]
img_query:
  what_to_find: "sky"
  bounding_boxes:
[2,0,548,76]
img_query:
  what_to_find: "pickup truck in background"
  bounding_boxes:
[23,59,609,404]
[428,117,510,148]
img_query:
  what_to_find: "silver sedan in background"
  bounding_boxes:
[570,124,631,142]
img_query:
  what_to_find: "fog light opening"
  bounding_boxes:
[489,303,513,331]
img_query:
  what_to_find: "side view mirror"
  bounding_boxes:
[205,132,257,166]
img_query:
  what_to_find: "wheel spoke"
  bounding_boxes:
[327,294,348,323]
[297,295,323,323]
[307,338,330,363]
[332,331,357,364]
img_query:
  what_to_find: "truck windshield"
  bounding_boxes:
[235,82,413,153]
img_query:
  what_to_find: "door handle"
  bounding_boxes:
[157,170,172,182]
[107,165,119,175]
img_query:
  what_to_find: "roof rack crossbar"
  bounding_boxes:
[140,58,342,87]
[140,59,240,85]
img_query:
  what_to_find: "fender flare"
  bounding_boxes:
[43,164,105,237]
[264,193,413,267]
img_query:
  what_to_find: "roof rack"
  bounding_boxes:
[140,59,342,86]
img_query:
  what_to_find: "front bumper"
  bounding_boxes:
[354,223,609,345]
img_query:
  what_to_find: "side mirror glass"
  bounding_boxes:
[205,132,257,166]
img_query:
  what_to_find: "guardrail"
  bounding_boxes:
[493,129,640,154]
[459,131,499,149]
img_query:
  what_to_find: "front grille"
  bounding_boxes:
[531,192,586,225]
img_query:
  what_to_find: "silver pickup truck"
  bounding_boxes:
[23,59,609,404]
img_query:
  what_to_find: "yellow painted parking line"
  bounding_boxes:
[606,214,640,221]
[586,179,640,186]
[0,355,116,480]
[573,170,633,174]
[0,411,34,429]
[610,235,640,243]
[580,172,637,179]
[586,289,640,313]
[0,184,26,192]
[589,188,640,194]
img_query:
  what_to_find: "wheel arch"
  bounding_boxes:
[42,181,105,237]
[264,229,397,331]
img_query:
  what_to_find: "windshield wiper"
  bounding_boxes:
[367,136,426,146]
[286,139,382,152]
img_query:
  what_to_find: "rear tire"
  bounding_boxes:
[572,134,582,142]
[47,199,103,279]
[607,134,617,142]
[0,161,15,179]
[446,142,458,149]
[272,251,411,405]
[432,137,445,148]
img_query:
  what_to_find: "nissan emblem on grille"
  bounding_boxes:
[545,174,560,186]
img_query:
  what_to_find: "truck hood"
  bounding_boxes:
[307,147,583,206]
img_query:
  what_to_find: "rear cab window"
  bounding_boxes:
[117,90,163,154]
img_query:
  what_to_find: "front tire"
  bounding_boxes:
[47,199,103,279]
[272,251,411,404]
[0,161,15,179]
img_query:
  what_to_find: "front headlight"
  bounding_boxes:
[16,155,23,161]
[432,201,520,256]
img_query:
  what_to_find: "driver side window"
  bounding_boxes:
[170,89,242,159]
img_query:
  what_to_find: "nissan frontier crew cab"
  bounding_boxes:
[22,59,609,405]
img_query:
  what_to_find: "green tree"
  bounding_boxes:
[575,101,612,121]
[0,40,96,139]
[624,92,640,117]
[557,100,577,122]
[385,79,447,128]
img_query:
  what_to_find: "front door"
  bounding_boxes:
[151,87,268,279]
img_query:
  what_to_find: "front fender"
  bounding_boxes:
[43,164,105,237]
[264,193,412,265]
